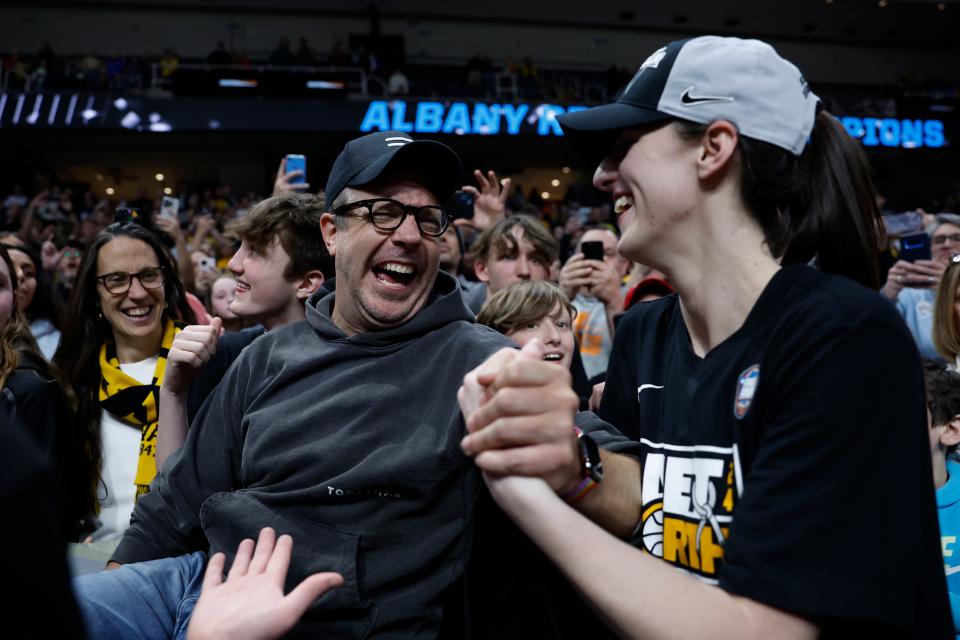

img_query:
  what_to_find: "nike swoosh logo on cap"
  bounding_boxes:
[638,384,664,395]
[679,88,735,106]
[946,565,960,576]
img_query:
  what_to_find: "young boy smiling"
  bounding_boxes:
[157,193,332,467]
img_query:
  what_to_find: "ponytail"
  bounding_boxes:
[781,110,883,290]
[680,111,884,289]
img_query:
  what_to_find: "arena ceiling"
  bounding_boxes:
[15,0,960,47]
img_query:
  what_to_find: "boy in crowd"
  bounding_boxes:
[466,214,558,312]
[468,214,599,406]
[927,361,960,636]
[157,192,332,467]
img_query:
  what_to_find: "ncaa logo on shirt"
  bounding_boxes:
[733,365,760,420]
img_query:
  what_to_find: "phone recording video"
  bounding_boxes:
[581,240,604,262]
[899,232,932,262]
[447,190,475,220]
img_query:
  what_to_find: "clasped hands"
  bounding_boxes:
[458,339,582,506]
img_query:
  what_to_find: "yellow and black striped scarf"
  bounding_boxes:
[98,318,180,501]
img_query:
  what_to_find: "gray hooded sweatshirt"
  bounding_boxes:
[112,271,512,638]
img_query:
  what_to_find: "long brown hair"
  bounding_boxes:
[0,245,33,388]
[934,259,960,363]
[678,110,884,290]
[0,245,57,388]
[54,222,195,511]
[0,245,89,517]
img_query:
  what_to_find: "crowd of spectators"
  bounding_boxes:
[5,31,960,639]
[5,168,960,364]
[7,39,955,107]
[1,39,609,101]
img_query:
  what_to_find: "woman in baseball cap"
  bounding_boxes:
[465,36,951,638]
[558,35,882,289]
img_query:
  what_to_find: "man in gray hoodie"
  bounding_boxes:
[74,131,513,639]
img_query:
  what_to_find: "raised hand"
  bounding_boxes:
[40,240,65,272]
[187,527,343,640]
[163,318,222,396]
[272,157,310,196]
[559,253,592,299]
[455,169,509,232]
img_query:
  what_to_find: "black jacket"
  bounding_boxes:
[2,352,86,541]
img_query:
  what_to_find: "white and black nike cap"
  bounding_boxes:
[558,36,820,163]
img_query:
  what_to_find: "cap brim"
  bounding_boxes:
[352,139,463,203]
[559,102,670,166]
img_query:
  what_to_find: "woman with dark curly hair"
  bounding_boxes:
[55,222,195,541]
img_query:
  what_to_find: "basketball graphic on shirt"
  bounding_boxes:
[642,508,664,557]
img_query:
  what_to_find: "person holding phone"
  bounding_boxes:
[884,213,960,361]
[272,154,310,196]
[559,227,630,381]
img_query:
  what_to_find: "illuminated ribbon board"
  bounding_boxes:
[359,100,948,149]
[840,116,945,149]
[0,93,949,150]
[359,100,587,136]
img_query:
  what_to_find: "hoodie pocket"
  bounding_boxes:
[200,491,379,638]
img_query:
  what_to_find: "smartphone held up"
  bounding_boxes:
[284,154,307,185]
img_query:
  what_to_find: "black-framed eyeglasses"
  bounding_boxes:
[333,198,450,238]
[96,266,166,294]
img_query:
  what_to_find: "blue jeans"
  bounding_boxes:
[74,552,207,640]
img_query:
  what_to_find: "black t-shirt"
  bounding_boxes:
[600,265,952,637]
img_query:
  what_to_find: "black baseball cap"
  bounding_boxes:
[324,130,463,206]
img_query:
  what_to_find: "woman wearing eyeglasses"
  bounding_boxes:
[55,222,195,541]
[884,213,960,362]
